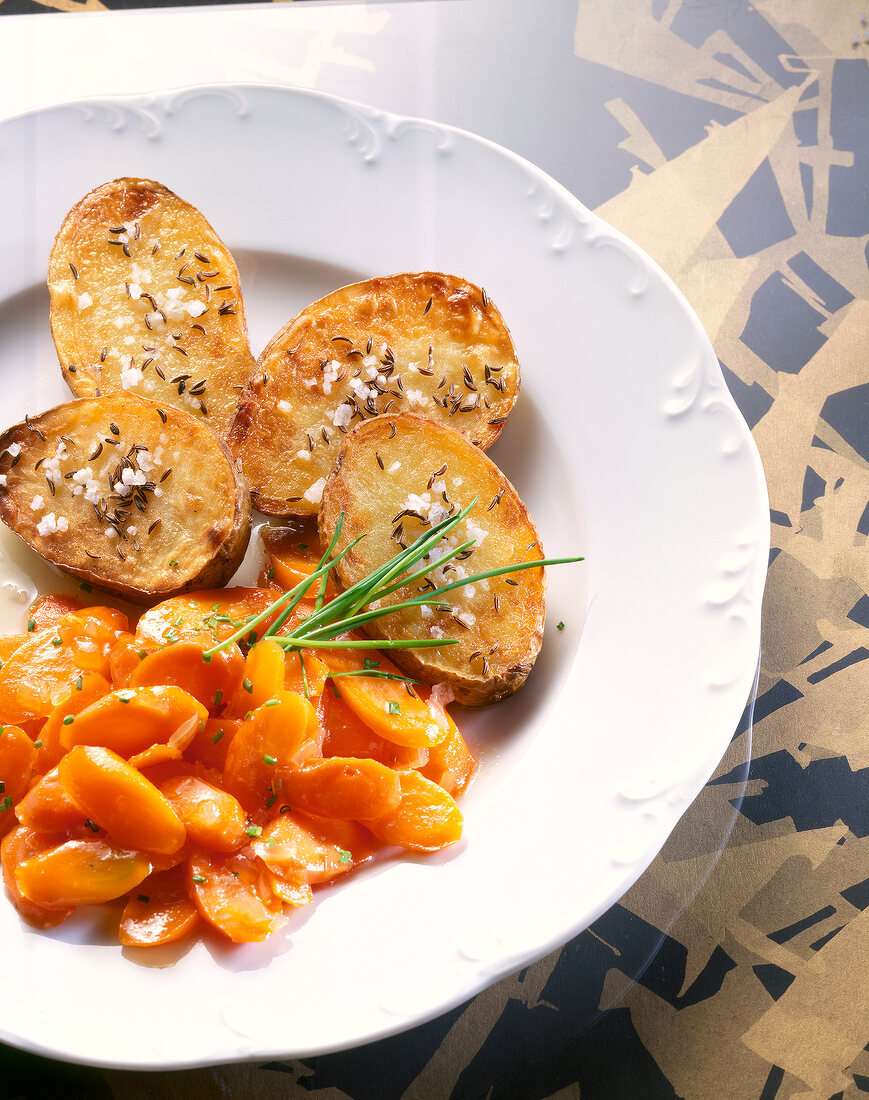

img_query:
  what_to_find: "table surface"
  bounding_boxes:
[1,1,868,1097]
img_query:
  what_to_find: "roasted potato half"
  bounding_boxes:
[229,272,520,517]
[48,178,256,436]
[318,413,544,706]
[0,394,251,603]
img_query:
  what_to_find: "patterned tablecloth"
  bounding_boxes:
[0,1,867,1097]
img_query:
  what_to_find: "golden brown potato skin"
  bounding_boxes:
[0,394,250,603]
[48,178,256,437]
[318,413,544,706]
[229,272,520,517]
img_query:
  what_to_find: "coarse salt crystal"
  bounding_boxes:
[120,365,144,390]
[429,625,444,639]
[113,317,125,330]
[296,450,312,462]
[303,478,326,504]
[420,605,433,619]
[36,513,59,536]
[388,461,401,474]
[332,404,353,429]
[6,443,20,458]
[127,526,137,536]
[362,356,377,368]
[454,610,476,628]
[77,292,93,310]
[278,400,293,414]
[0,475,6,487]
[405,389,427,409]
[30,495,44,511]
[184,300,207,318]
[105,526,117,538]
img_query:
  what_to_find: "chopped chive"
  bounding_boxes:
[137,894,150,903]
[75,675,83,690]
[117,689,135,702]
[84,818,99,832]
[267,567,275,580]
[27,619,35,632]
[245,825,263,837]
[388,701,401,715]
[264,699,280,707]
[202,652,212,663]
[211,729,225,744]
[556,621,565,631]
[51,637,62,647]
[266,791,277,809]
[363,658,380,670]
[0,782,5,794]
[265,837,277,847]
[262,754,277,766]
[33,739,42,749]
[63,715,75,725]
[337,848,351,864]
[191,874,206,884]
[243,678,253,693]
[1,796,12,811]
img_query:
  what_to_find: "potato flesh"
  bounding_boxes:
[229,272,520,516]
[48,177,256,436]
[319,413,544,706]
[0,394,250,602]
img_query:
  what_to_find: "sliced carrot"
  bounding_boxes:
[60,685,207,758]
[58,745,187,855]
[242,639,286,709]
[367,770,463,852]
[134,588,283,649]
[188,850,282,943]
[183,718,240,773]
[0,627,85,723]
[108,633,148,688]
[58,607,129,675]
[319,690,429,769]
[15,837,151,907]
[0,725,36,808]
[1,825,74,927]
[258,866,313,908]
[15,767,84,832]
[130,638,245,713]
[283,650,329,700]
[159,774,247,853]
[251,811,375,885]
[319,646,449,749]
[417,701,478,796]
[119,865,200,947]
[28,594,84,632]
[0,635,27,668]
[222,693,319,817]
[36,672,112,772]
[282,757,401,821]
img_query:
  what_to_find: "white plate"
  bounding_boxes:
[0,85,767,1069]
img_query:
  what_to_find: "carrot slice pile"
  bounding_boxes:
[0,573,478,953]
